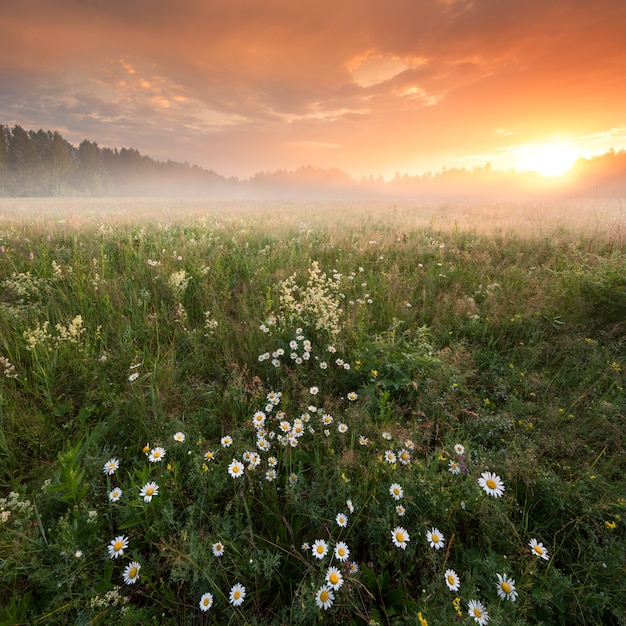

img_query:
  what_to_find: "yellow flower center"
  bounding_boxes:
[473,608,482,618]
[447,575,455,585]
[432,534,439,543]
[338,547,346,556]
[320,590,329,602]
[316,545,324,554]
[396,532,404,542]
[143,444,150,453]
[534,545,544,554]
[202,598,210,607]
[329,572,339,585]
[234,590,241,600]
[501,582,511,594]
[113,541,123,551]
[146,487,154,496]
[153,451,161,458]
[128,567,137,578]
[486,479,497,489]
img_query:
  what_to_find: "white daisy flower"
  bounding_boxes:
[478,471,505,498]
[426,527,445,550]
[391,526,410,550]
[123,561,141,585]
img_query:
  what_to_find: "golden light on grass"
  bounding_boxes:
[517,142,578,177]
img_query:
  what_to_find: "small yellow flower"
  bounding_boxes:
[605,520,616,529]
[417,612,428,626]
[167,463,172,471]
[438,455,446,461]
[341,473,350,483]
[202,463,209,472]
[371,370,378,378]
[142,443,150,454]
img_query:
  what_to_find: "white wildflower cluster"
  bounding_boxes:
[89,586,130,611]
[147,259,162,267]
[23,315,89,351]
[0,492,34,527]
[0,356,18,379]
[2,271,47,303]
[203,310,219,336]
[168,269,189,296]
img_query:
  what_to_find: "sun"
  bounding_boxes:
[518,143,578,177]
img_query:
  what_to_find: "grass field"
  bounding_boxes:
[0,198,624,625]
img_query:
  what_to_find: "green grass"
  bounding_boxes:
[0,200,624,625]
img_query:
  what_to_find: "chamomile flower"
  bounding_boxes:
[384,450,397,464]
[478,471,505,498]
[148,447,166,463]
[107,535,129,559]
[220,435,233,448]
[212,541,225,557]
[139,481,159,503]
[398,449,411,465]
[123,561,141,585]
[335,512,348,527]
[391,526,410,550]
[335,541,350,562]
[349,561,359,574]
[312,539,328,560]
[204,451,215,462]
[173,431,185,442]
[347,391,358,401]
[289,472,298,485]
[529,538,550,560]
[227,459,244,478]
[265,468,277,481]
[495,573,518,602]
[454,443,465,455]
[382,431,392,440]
[252,411,266,428]
[359,436,369,446]
[338,423,348,433]
[199,592,213,612]
[108,487,123,502]
[102,458,119,475]
[315,585,335,610]
[426,527,445,550]
[445,569,460,591]
[229,583,246,607]
[128,372,139,382]
[468,599,489,625]
[389,483,403,500]
[309,386,319,395]
[395,504,406,516]
[268,456,278,467]
[326,566,344,590]
[448,460,461,474]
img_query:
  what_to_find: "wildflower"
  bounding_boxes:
[418,612,428,626]
[391,526,410,550]
[389,483,403,500]
[398,449,411,465]
[148,447,166,463]
[347,391,358,401]
[268,456,278,467]
[467,599,489,625]
[315,584,335,610]
[336,512,348,527]
[123,561,141,585]
[326,566,344,590]
[453,596,462,616]
[228,459,244,479]
[108,535,129,559]
[212,542,225,557]
[382,431,392,440]
[312,539,328,560]
[139,481,159,503]
[384,450,397,464]
[173,431,185,442]
[221,435,233,448]
[349,561,359,573]
[359,436,369,446]
[335,541,350,561]
[396,504,406,516]
[108,487,123,502]
[449,460,461,474]
[478,471,505,498]
[426,527,445,550]
[528,538,550,560]
[445,569,460,591]
[252,411,266,428]
[103,458,119,475]
[319,361,328,369]
[309,386,319,395]
[289,472,298,485]
[346,499,354,513]
[495,573,518,602]
[265,468,277,481]
[128,372,139,382]
[338,422,348,433]
[204,451,215,462]
[199,592,213,612]
[454,443,465,455]
[605,520,617,529]
[142,443,150,454]
[229,582,246,607]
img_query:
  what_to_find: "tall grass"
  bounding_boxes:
[0,199,624,625]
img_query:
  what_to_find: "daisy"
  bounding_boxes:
[102,458,119,475]
[347,391,358,401]
[108,487,123,502]
[468,599,489,625]
[338,423,348,433]
[478,471,505,498]
[220,435,233,448]
[315,585,335,610]
[335,541,350,562]
[426,527,445,550]
[312,539,328,560]
[391,526,410,550]
[319,361,328,369]
[128,371,139,382]
[444,569,460,591]
[199,592,213,612]
[123,561,141,585]
[384,450,397,464]
[148,447,166,463]
[454,443,465,455]
[349,561,359,574]
[252,411,266,428]
[267,456,278,467]
[309,386,319,395]
[139,481,159,503]
[335,512,348,527]
[398,449,411,465]
[448,460,461,474]
[389,483,403,500]
[204,451,215,462]
[382,431,392,440]
[212,541,225,557]
[359,436,369,446]
[395,504,406,516]
[229,582,246,607]
[173,431,185,442]
[346,499,354,513]
[528,538,550,560]
[228,459,244,479]
[326,566,344,590]
[265,469,277,482]
[107,535,129,559]
[496,573,518,602]
[289,472,298,485]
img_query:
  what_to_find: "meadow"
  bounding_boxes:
[0,197,624,625]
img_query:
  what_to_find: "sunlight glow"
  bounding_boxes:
[517,143,578,177]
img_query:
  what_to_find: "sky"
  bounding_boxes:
[1,0,626,180]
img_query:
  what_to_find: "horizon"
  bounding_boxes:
[2,1,626,181]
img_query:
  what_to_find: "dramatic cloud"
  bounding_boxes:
[1,0,625,177]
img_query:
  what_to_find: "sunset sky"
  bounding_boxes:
[2,0,625,179]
